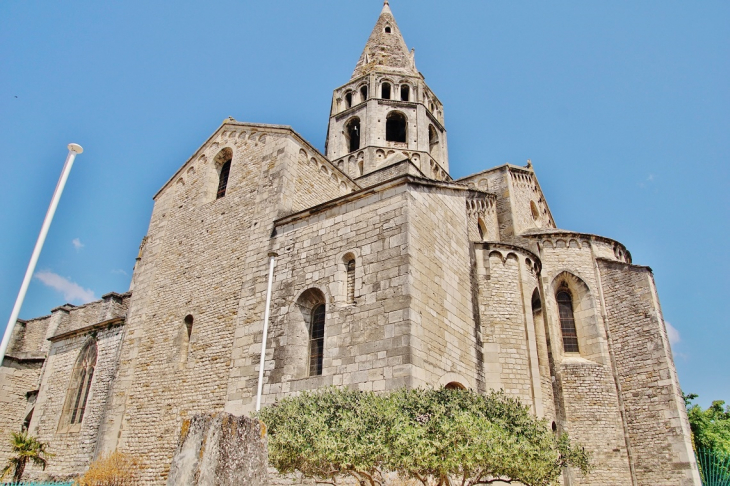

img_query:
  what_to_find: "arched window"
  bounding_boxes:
[445,382,466,390]
[400,85,410,101]
[309,304,325,376]
[428,124,439,157]
[386,111,407,143]
[557,290,579,353]
[382,82,391,100]
[345,92,352,109]
[62,341,97,427]
[384,25,392,33]
[345,117,361,153]
[477,218,487,241]
[216,159,231,199]
[360,85,368,102]
[346,259,356,304]
[184,314,194,340]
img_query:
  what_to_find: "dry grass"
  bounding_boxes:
[75,451,144,486]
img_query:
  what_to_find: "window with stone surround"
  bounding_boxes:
[345,91,352,109]
[386,111,407,143]
[401,84,410,101]
[59,340,97,431]
[345,117,361,153]
[309,304,325,376]
[346,259,356,303]
[360,85,368,102]
[214,147,233,200]
[557,290,579,353]
[382,82,391,100]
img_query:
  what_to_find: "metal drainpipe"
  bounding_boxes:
[255,252,277,412]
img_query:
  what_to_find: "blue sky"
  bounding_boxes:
[1,1,727,407]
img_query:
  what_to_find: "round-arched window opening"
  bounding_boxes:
[385,111,407,143]
[345,92,352,109]
[444,382,466,390]
[531,201,540,221]
[360,85,368,102]
[552,421,557,432]
[400,84,410,101]
[184,314,194,339]
[384,25,392,33]
[345,117,361,153]
[381,82,391,100]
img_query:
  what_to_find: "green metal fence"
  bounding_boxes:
[698,448,730,486]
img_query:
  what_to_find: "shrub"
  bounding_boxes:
[257,387,590,486]
[75,451,144,486]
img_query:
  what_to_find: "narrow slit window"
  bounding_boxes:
[345,92,352,108]
[382,83,391,100]
[217,159,231,199]
[346,259,356,303]
[309,304,325,376]
[557,290,579,353]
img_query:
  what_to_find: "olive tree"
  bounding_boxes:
[257,387,590,486]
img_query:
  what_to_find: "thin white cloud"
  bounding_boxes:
[34,270,95,304]
[72,238,84,251]
[665,321,680,347]
[111,268,128,276]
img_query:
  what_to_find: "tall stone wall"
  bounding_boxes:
[242,180,413,410]
[28,324,125,480]
[407,184,478,389]
[536,235,634,485]
[597,259,701,485]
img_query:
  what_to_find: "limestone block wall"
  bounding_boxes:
[535,234,634,485]
[54,295,129,336]
[474,243,546,416]
[27,324,125,480]
[0,358,43,463]
[106,131,293,483]
[466,192,499,243]
[458,167,515,241]
[506,167,555,234]
[354,159,425,188]
[407,184,479,389]
[7,316,51,356]
[233,179,413,412]
[597,259,700,485]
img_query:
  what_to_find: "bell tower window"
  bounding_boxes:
[345,117,361,153]
[401,85,410,101]
[386,111,407,143]
[382,82,391,100]
[345,92,352,108]
[360,85,368,102]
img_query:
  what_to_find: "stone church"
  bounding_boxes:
[0,2,701,485]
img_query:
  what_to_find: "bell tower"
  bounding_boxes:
[325,1,450,182]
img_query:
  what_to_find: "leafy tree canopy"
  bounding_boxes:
[257,387,590,486]
[0,431,52,482]
[684,393,730,455]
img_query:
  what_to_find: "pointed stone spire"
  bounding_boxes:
[351,1,418,79]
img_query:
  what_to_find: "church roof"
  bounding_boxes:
[351,1,418,79]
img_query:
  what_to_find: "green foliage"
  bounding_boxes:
[0,431,52,482]
[257,387,590,486]
[684,393,730,455]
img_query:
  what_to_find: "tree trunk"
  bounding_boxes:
[13,458,27,482]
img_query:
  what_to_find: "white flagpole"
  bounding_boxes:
[0,143,84,364]
[256,253,276,412]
